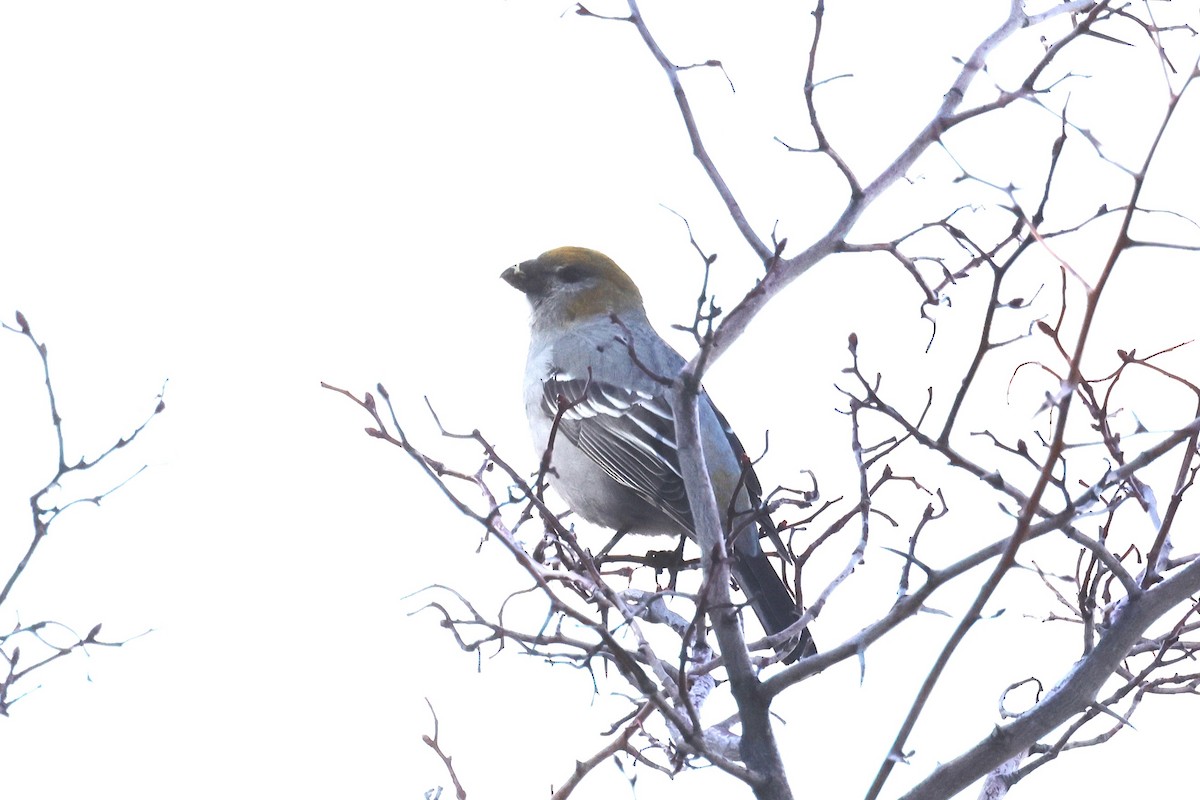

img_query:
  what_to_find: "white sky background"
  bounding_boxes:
[1,1,1198,798]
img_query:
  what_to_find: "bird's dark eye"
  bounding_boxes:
[558,266,587,283]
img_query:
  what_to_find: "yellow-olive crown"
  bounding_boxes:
[502,246,645,323]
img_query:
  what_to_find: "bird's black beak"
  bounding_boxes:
[501,262,535,295]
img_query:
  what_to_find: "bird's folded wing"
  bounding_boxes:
[541,372,693,531]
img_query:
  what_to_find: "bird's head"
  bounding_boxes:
[502,246,645,327]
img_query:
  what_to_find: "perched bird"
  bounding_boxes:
[502,246,813,662]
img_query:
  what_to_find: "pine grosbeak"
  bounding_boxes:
[503,246,813,662]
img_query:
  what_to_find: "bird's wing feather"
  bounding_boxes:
[709,403,764,503]
[541,371,694,531]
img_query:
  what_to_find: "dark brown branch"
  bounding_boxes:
[620,0,772,261]
[423,699,468,800]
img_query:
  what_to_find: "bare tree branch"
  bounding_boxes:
[0,312,164,714]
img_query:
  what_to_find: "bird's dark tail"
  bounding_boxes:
[731,548,816,664]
